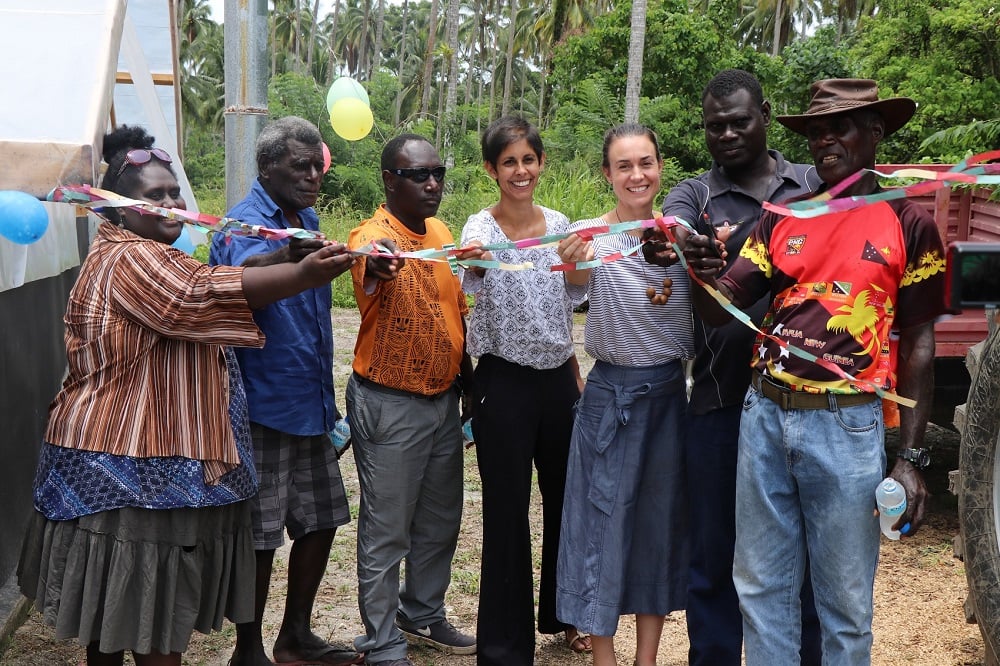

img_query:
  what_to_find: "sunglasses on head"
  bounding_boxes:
[116,147,173,178]
[389,166,447,183]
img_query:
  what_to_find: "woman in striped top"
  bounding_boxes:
[17,126,354,666]
[554,124,694,666]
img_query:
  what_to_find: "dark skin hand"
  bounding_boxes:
[641,226,686,266]
[363,236,404,277]
[241,243,355,309]
[678,232,734,326]
[883,321,936,537]
[239,236,336,267]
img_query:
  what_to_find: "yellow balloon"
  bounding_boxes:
[330,97,374,141]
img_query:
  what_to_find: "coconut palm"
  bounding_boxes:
[419,0,441,117]
[624,0,648,123]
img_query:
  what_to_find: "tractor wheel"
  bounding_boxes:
[960,324,1000,662]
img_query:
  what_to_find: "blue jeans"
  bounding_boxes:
[734,386,884,666]
[685,405,822,666]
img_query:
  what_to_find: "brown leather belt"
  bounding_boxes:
[752,372,877,411]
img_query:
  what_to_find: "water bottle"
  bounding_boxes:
[330,416,351,458]
[461,418,474,446]
[875,477,910,540]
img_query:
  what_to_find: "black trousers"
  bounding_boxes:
[473,354,579,666]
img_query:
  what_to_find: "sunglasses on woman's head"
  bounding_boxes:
[116,148,173,178]
[388,166,447,183]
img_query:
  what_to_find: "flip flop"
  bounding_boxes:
[273,646,364,666]
[565,628,592,653]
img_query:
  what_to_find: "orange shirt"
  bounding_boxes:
[45,224,264,483]
[349,205,468,396]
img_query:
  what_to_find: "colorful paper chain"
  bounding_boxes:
[49,185,693,272]
[764,149,1000,219]
[49,185,326,242]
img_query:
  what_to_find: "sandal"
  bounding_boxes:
[565,627,592,653]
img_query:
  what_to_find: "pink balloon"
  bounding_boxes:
[322,142,332,174]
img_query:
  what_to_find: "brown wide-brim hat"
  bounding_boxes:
[777,78,916,137]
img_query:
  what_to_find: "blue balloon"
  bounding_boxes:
[0,190,49,245]
[171,227,196,254]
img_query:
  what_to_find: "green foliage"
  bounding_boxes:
[921,120,1000,162]
[549,0,744,173]
[850,0,1000,163]
[184,130,225,193]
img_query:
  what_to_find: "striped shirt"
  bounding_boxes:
[570,218,694,367]
[44,223,265,484]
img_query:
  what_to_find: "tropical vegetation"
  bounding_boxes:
[177,0,1000,269]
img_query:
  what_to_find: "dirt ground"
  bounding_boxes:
[4,308,989,665]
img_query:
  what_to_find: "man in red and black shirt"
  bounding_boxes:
[685,79,947,665]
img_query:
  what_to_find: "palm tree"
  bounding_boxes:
[324,0,342,82]
[532,0,592,125]
[624,0,648,123]
[442,0,462,164]
[419,0,441,117]
[738,0,822,55]
[371,0,386,75]
[501,0,519,115]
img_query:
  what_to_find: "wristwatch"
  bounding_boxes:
[897,447,931,470]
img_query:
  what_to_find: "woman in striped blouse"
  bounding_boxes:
[17,126,354,666]
[554,124,694,666]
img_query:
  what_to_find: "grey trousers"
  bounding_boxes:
[346,373,464,662]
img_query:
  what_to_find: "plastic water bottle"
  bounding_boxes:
[461,418,474,446]
[330,416,351,458]
[875,477,909,540]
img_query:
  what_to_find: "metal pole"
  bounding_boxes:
[224,0,269,211]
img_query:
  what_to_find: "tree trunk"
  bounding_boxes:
[292,0,302,72]
[326,0,342,84]
[501,0,518,116]
[372,0,386,77]
[305,0,321,77]
[420,0,440,118]
[359,0,371,80]
[394,0,409,125]
[771,0,782,57]
[443,0,461,166]
[624,0,648,124]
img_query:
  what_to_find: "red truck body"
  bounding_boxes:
[894,164,1000,424]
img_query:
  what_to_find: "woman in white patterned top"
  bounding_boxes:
[554,124,694,666]
[460,115,590,665]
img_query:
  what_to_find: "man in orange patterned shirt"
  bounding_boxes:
[346,135,477,666]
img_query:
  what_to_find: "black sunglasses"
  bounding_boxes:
[389,166,447,183]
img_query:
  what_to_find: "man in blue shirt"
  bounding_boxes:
[210,116,361,666]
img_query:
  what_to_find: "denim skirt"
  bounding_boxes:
[556,359,689,636]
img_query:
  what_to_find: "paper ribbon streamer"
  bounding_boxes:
[347,216,694,273]
[764,149,1000,219]
[49,185,326,242]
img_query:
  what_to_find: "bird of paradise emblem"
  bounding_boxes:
[826,285,891,356]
